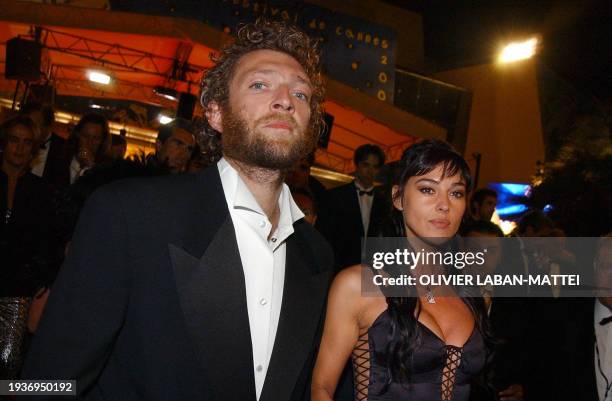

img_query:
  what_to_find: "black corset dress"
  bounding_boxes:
[351,309,486,401]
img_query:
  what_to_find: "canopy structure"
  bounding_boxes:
[0,0,445,175]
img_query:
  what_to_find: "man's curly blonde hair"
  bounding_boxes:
[199,19,325,146]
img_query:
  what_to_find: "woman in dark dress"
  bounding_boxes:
[0,115,54,379]
[312,139,490,401]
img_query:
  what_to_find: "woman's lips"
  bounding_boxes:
[429,219,451,229]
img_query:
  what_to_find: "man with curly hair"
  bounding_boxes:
[21,20,333,401]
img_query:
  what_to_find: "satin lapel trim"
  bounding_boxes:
[170,216,256,401]
[260,228,332,401]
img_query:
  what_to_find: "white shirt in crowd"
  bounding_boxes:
[217,157,304,400]
[354,181,374,234]
[69,157,91,184]
[594,300,612,401]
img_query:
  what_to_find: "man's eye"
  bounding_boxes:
[250,82,266,90]
[294,92,309,101]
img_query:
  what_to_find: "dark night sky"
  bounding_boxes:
[386,0,612,104]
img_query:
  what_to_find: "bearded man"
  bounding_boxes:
[21,20,333,401]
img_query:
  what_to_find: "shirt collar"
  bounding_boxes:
[354,180,374,192]
[217,157,304,225]
[595,299,612,325]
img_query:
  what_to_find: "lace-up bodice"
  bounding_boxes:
[351,309,486,401]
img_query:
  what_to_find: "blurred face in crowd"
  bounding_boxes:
[208,49,315,170]
[2,123,35,171]
[293,192,317,225]
[78,122,104,155]
[393,164,467,243]
[355,154,381,189]
[157,127,196,173]
[475,195,497,221]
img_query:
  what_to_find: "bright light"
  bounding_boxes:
[491,212,516,235]
[90,104,103,109]
[158,114,173,125]
[496,204,529,216]
[499,37,538,63]
[87,71,111,85]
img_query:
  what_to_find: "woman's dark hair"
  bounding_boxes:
[381,139,492,386]
[66,113,111,163]
[393,139,472,204]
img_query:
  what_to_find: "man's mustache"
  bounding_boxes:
[256,114,297,129]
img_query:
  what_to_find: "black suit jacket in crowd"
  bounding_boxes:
[317,181,389,271]
[40,133,71,191]
[21,166,334,401]
[564,298,600,401]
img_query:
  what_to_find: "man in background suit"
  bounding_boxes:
[22,20,333,401]
[318,144,389,272]
[20,102,69,191]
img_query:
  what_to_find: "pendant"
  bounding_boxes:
[426,290,436,304]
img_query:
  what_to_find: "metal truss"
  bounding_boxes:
[22,26,205,86]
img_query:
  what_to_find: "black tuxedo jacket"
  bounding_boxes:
[41,133,70,190]
[22,167,334,401]
[317,181,389,271]
[564,298,599,401]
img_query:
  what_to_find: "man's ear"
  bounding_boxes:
[205,101,223,133]
[391,185,403,211]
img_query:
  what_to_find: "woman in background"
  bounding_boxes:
[0,115,54,379]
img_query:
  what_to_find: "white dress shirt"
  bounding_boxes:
[354,181,374,234]
[69,157,94,184]
[594,300,612,401]
[217,158,304,400]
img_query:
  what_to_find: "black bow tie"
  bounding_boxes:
[600,316,612,326]
[358,189,374,196]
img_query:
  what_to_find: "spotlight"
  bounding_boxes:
[158,114,173,125]
[498,37,539,63]
[87,70,111,85]
[154,86,179,101]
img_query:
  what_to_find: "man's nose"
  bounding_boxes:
[271,85,295,113]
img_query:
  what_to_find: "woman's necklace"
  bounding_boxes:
[426,286,436,304]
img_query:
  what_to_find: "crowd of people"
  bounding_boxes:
[0,19,609,401]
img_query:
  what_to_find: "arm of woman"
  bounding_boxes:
[312,266,363,401]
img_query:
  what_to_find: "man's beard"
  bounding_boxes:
[221,106,316,170]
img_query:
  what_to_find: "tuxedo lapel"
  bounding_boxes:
[344,183,364,237]
[169,167,256,401]
[260,224,332,401]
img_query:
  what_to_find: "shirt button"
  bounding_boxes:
[271,237,277,243]
[259,298,267,306]
[256,365,263,372]
[259,220,266,228]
